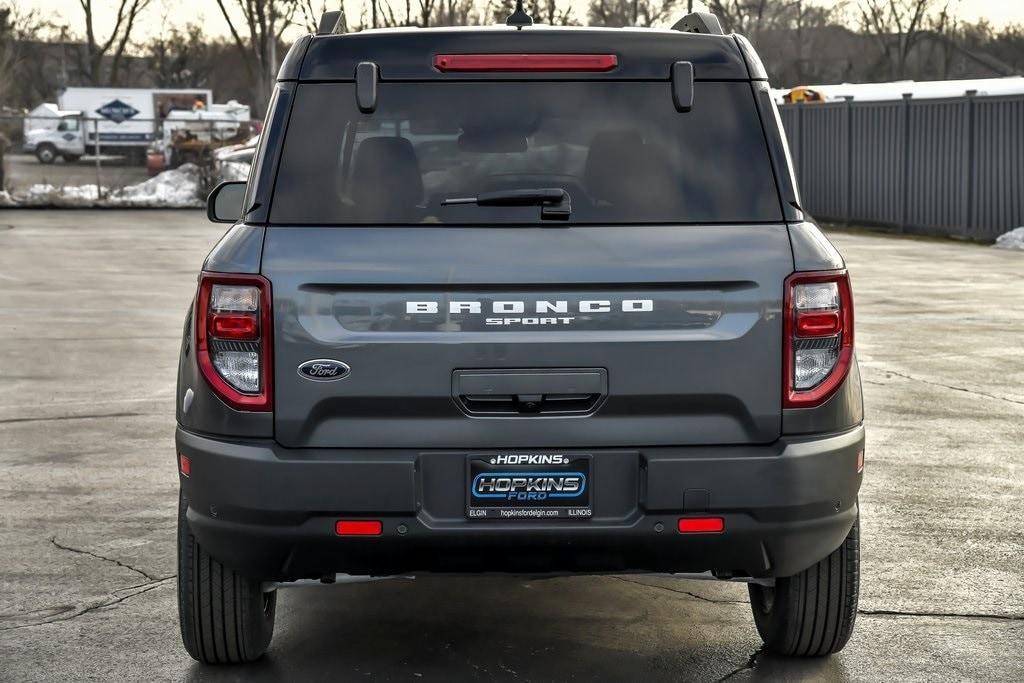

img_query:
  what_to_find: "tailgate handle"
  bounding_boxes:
[453,369,607,416]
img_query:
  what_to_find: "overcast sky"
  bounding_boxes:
[28,0,1024,42]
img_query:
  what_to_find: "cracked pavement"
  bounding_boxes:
[1,212,1021,681]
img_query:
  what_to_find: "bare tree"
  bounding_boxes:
[709,1,849,84]
[587,0,678,27]
[73,0,152,85]
[973,22,1024,74]
[431,0,480,26]
[147,24,217,88]
[418,0,439,25]
[858,0,948,79]
[0,5,42,106]
[299,1,348,33]
[215,0,300,113]
[708,0,777,37]
[790,1,849,83]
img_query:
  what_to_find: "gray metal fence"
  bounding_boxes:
[779,94,1024,241]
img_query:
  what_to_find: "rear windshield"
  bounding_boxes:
[270,81,782,224]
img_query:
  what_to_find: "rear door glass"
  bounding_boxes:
[270,81,782,224]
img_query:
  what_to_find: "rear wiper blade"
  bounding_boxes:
[442,188,571,220]
[444,188,565,206]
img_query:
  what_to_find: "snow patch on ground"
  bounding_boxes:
[218,161,251,183]
[4,183,101,207]
[992,227,1024,251]
[108,163,205,207]
[1,162,251,208]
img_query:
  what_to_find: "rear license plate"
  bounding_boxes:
[466,454,592,520]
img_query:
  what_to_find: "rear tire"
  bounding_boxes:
[177,489,276,663]
[35,144,57,164]
[748,515,859,657]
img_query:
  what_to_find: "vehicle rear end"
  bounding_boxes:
[176,21,864,663]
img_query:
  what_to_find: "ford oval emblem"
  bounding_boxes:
[297,359,350,382]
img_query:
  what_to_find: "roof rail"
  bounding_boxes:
[671,12,724,35]
[318,10,343,35]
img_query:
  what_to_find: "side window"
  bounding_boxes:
[243,83,292,223]
[250,88,280,185]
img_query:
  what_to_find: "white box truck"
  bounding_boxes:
[23,88,212,164]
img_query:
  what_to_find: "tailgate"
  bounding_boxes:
[264,224,792,448]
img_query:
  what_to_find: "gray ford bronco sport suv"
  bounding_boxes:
[177,9,864,664]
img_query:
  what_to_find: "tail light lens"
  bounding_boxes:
[784,270,854,408]
[195,273,272,411]
[433,54,618,72]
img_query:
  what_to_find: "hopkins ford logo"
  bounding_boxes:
[297,359,350,381]
[472,472,586,501]
[95,99,140,123]
[490,454,569,466]
[406,299,653,327]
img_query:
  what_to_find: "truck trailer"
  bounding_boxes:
[23,87,212,164]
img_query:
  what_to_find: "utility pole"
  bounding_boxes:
[60,26,69,87]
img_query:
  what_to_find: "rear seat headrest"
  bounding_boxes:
[351,137,424,215]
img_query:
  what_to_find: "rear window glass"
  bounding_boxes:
[270,81,782,224]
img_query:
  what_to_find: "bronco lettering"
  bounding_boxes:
[405,299,654,315]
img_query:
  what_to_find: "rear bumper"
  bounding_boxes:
[176,425,864,580]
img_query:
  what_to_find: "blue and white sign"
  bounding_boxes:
[95,99,140,124]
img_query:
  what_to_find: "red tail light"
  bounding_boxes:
[433,54,618,73]
[784,270,854,408]
[795,310,841,337]
[195,272,273,411]
[209,312,259,340]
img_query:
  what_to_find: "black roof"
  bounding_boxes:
[278,26,755,82]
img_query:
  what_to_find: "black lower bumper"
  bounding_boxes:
[176,426,864,580]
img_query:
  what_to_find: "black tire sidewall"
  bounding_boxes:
[36,145,57,164]
[748,515,860,657]
[177,488,276,663]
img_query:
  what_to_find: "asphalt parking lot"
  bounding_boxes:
[0,210,1021,681]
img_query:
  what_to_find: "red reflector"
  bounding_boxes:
[179,454,191,477]
[678,517,724,533]
[210,313,258,340]
[795,310,841,337]
[335,520,383,536]
[856,450,865,473]
[433,53,618,73]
